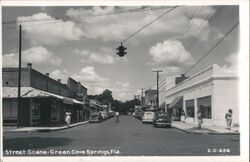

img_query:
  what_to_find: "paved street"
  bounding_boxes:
[3,115,239,156]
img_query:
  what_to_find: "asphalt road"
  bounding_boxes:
[3,115,240,156]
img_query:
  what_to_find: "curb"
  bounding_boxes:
[172,126,240,135]
[172,126,191,134]
[8,121,89,133]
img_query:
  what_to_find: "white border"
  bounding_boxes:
[1,0,249,162]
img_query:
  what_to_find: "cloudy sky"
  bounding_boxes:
[2,6,239,101]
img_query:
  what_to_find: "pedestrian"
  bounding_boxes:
[65,112,71,127]
[225,109,233,130]
[197,108,202,129]
[115,111,119,123]
[181,110,186,123]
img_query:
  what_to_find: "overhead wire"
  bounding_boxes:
[184,21,239,75]
[2,6,175,25]
[3,6,176,30]
[159,6,235,89]
[121,6,178,43]
[147,6,203,90]
[166,6,218,68]
[162,20,238,89]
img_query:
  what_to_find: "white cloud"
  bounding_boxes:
[74,66,109,82]
[161,66,182,75]
[115,81,130,88]
[65,6,220,43]
[49,67,132,101]
[17,13,85,45]
[184,18,224,42]
[2,46,61,67]
[111,81,132,101]
[75,48,115,64]
[50,69,69,84]
[2,53,18,67]
[222,53,239,74]
[23,46,61,66]
[149,39,194,65]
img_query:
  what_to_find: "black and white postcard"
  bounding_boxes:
[1,0,249,162]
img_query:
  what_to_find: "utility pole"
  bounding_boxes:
[140,88,144,111]
[153,69,163,113]
[17,25,22,127]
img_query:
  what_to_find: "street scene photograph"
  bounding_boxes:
[1,4,244,158]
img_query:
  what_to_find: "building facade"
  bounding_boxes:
[165,64,239,126]
[2,63,88,126]
[144,89,157,111]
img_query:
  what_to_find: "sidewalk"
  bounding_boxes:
[172,121,240,135]
[3,121,89,133]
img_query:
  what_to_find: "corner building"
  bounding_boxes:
[165,64,239,127]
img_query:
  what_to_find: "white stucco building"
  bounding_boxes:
[165,64,239,127]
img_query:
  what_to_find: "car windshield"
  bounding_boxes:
[144,112,154,116]
[156,112,168,117]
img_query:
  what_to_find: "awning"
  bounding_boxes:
[3,87,84,105]
[168,96,183,109]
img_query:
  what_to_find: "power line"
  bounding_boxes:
[184,21,239,74]
[162,6,227,76]
[3,6,174,25]
[166,6,218,68]
[122,6,178,43]
[159,20,238,90]
[145,6,202,90]
[3,6,175,30]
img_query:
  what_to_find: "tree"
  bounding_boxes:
[100,89,113,104]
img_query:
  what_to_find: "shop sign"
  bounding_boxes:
[63,98,73,105]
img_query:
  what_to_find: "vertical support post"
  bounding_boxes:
[141,88,144,110]
[153,69,163,113]
[17,25,22,127]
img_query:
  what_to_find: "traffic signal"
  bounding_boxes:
[116,42,127,57]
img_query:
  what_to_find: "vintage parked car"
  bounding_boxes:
[153,111,172,127]
[89,113,103,123]
[142,111,155,123]
[99,111,108,120]
[135,110,144,120]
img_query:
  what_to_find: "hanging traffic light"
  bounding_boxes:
[116,42,127,57]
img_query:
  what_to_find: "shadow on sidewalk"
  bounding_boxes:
[3,137,73,150]
[186,127,217,133]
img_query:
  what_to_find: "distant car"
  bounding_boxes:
[153,112,172,127]
[107,111,114,118]
[135,111,144,120]
[142,111,155,123]
[99,111,108,120]
[89,113,103,123]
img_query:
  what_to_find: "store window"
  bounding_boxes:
[3,100,17,118]
[197,96,212,119]
[185,99,194,117]
[51,103,59,122]
[32,102,40,124]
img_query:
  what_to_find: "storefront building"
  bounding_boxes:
[165,64,239,126]
[89,99,103,114]
[2,63,88,126]
[144,89,157,111]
